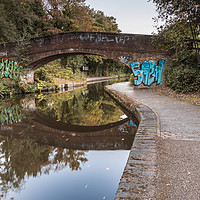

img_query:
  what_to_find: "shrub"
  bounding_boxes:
[34,68,53,82]
[165,51,200,93]
[129,74,134,85]
[0,79,23,97]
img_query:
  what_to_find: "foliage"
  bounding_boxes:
[39,59,86,83]
[61,55,85,74]
[0,0,124,93]
[0,0,128,95]
[38,55,131,86]
[151,0,200,92]
[60,54,131,77]
[164,51,200,93]
[152,21,192,54]
[0,79,23,97]
[151,0,199,54]
[0,104,26,125]
[89,9,121,33]
[0,0,121,44]
[14,33,31,65]
[35,68,54,82]
[129,74,134,85]
[0,0,42,42]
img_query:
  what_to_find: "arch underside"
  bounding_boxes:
[28,50,168,70]
[29,51,115,70]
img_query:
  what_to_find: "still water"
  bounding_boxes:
[0,79,138,200]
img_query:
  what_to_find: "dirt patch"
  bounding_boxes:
[150,85,200,106]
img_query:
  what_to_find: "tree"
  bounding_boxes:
[0,0,125,93]
[150,0,200,93]
[151,0,200,55]
[89,9,121,33]
[0,0,47,43]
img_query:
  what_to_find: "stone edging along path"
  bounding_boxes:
[105,85,159,200]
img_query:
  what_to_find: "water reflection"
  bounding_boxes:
[0,135,88,199]
[0,79,138,200]
[36,83,127,126]
[0,98,26,125]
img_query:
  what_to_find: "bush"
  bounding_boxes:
[34,68,54,82]
[0,79,23,97]
[129,74,134,85]
[165,51,200,93]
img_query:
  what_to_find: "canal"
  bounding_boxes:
[0,79,138,200]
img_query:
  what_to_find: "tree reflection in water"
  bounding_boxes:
[0,136,88,198]
[36,83,126,126]
[0,98,26,125]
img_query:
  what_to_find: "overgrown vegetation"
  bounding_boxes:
[151,0,200,93]
[0,79,23,97]
[165,51,200,93]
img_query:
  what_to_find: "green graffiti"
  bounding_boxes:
[0,58,23,81]
[0,104,26,125]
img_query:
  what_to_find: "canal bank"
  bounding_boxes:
[57,76,125,91]
[106,82,200,200]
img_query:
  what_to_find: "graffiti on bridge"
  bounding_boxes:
[0,58,23,81]
[129,59,165,86]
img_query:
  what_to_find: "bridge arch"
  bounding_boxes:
[29,52,117,70]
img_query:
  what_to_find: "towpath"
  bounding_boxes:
[108,82,200,200]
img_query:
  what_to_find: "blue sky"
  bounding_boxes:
[86,0,158,35]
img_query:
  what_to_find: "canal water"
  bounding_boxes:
[0,79,138,200]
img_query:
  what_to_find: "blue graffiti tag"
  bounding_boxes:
[129,59,165,86]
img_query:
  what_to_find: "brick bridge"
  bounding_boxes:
[0,32,172,83]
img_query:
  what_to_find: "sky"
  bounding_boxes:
[85,0,158,35]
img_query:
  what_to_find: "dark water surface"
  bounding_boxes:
[0,79,137,200]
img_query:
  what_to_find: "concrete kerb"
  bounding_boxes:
[105,85,159,200]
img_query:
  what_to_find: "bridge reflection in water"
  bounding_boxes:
[0,80,138,200]
[1,110,136,150]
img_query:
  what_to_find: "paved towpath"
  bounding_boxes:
[110,82,200,200]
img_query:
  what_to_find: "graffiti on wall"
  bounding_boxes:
[128,59,165,86]
[0,58,23,81]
